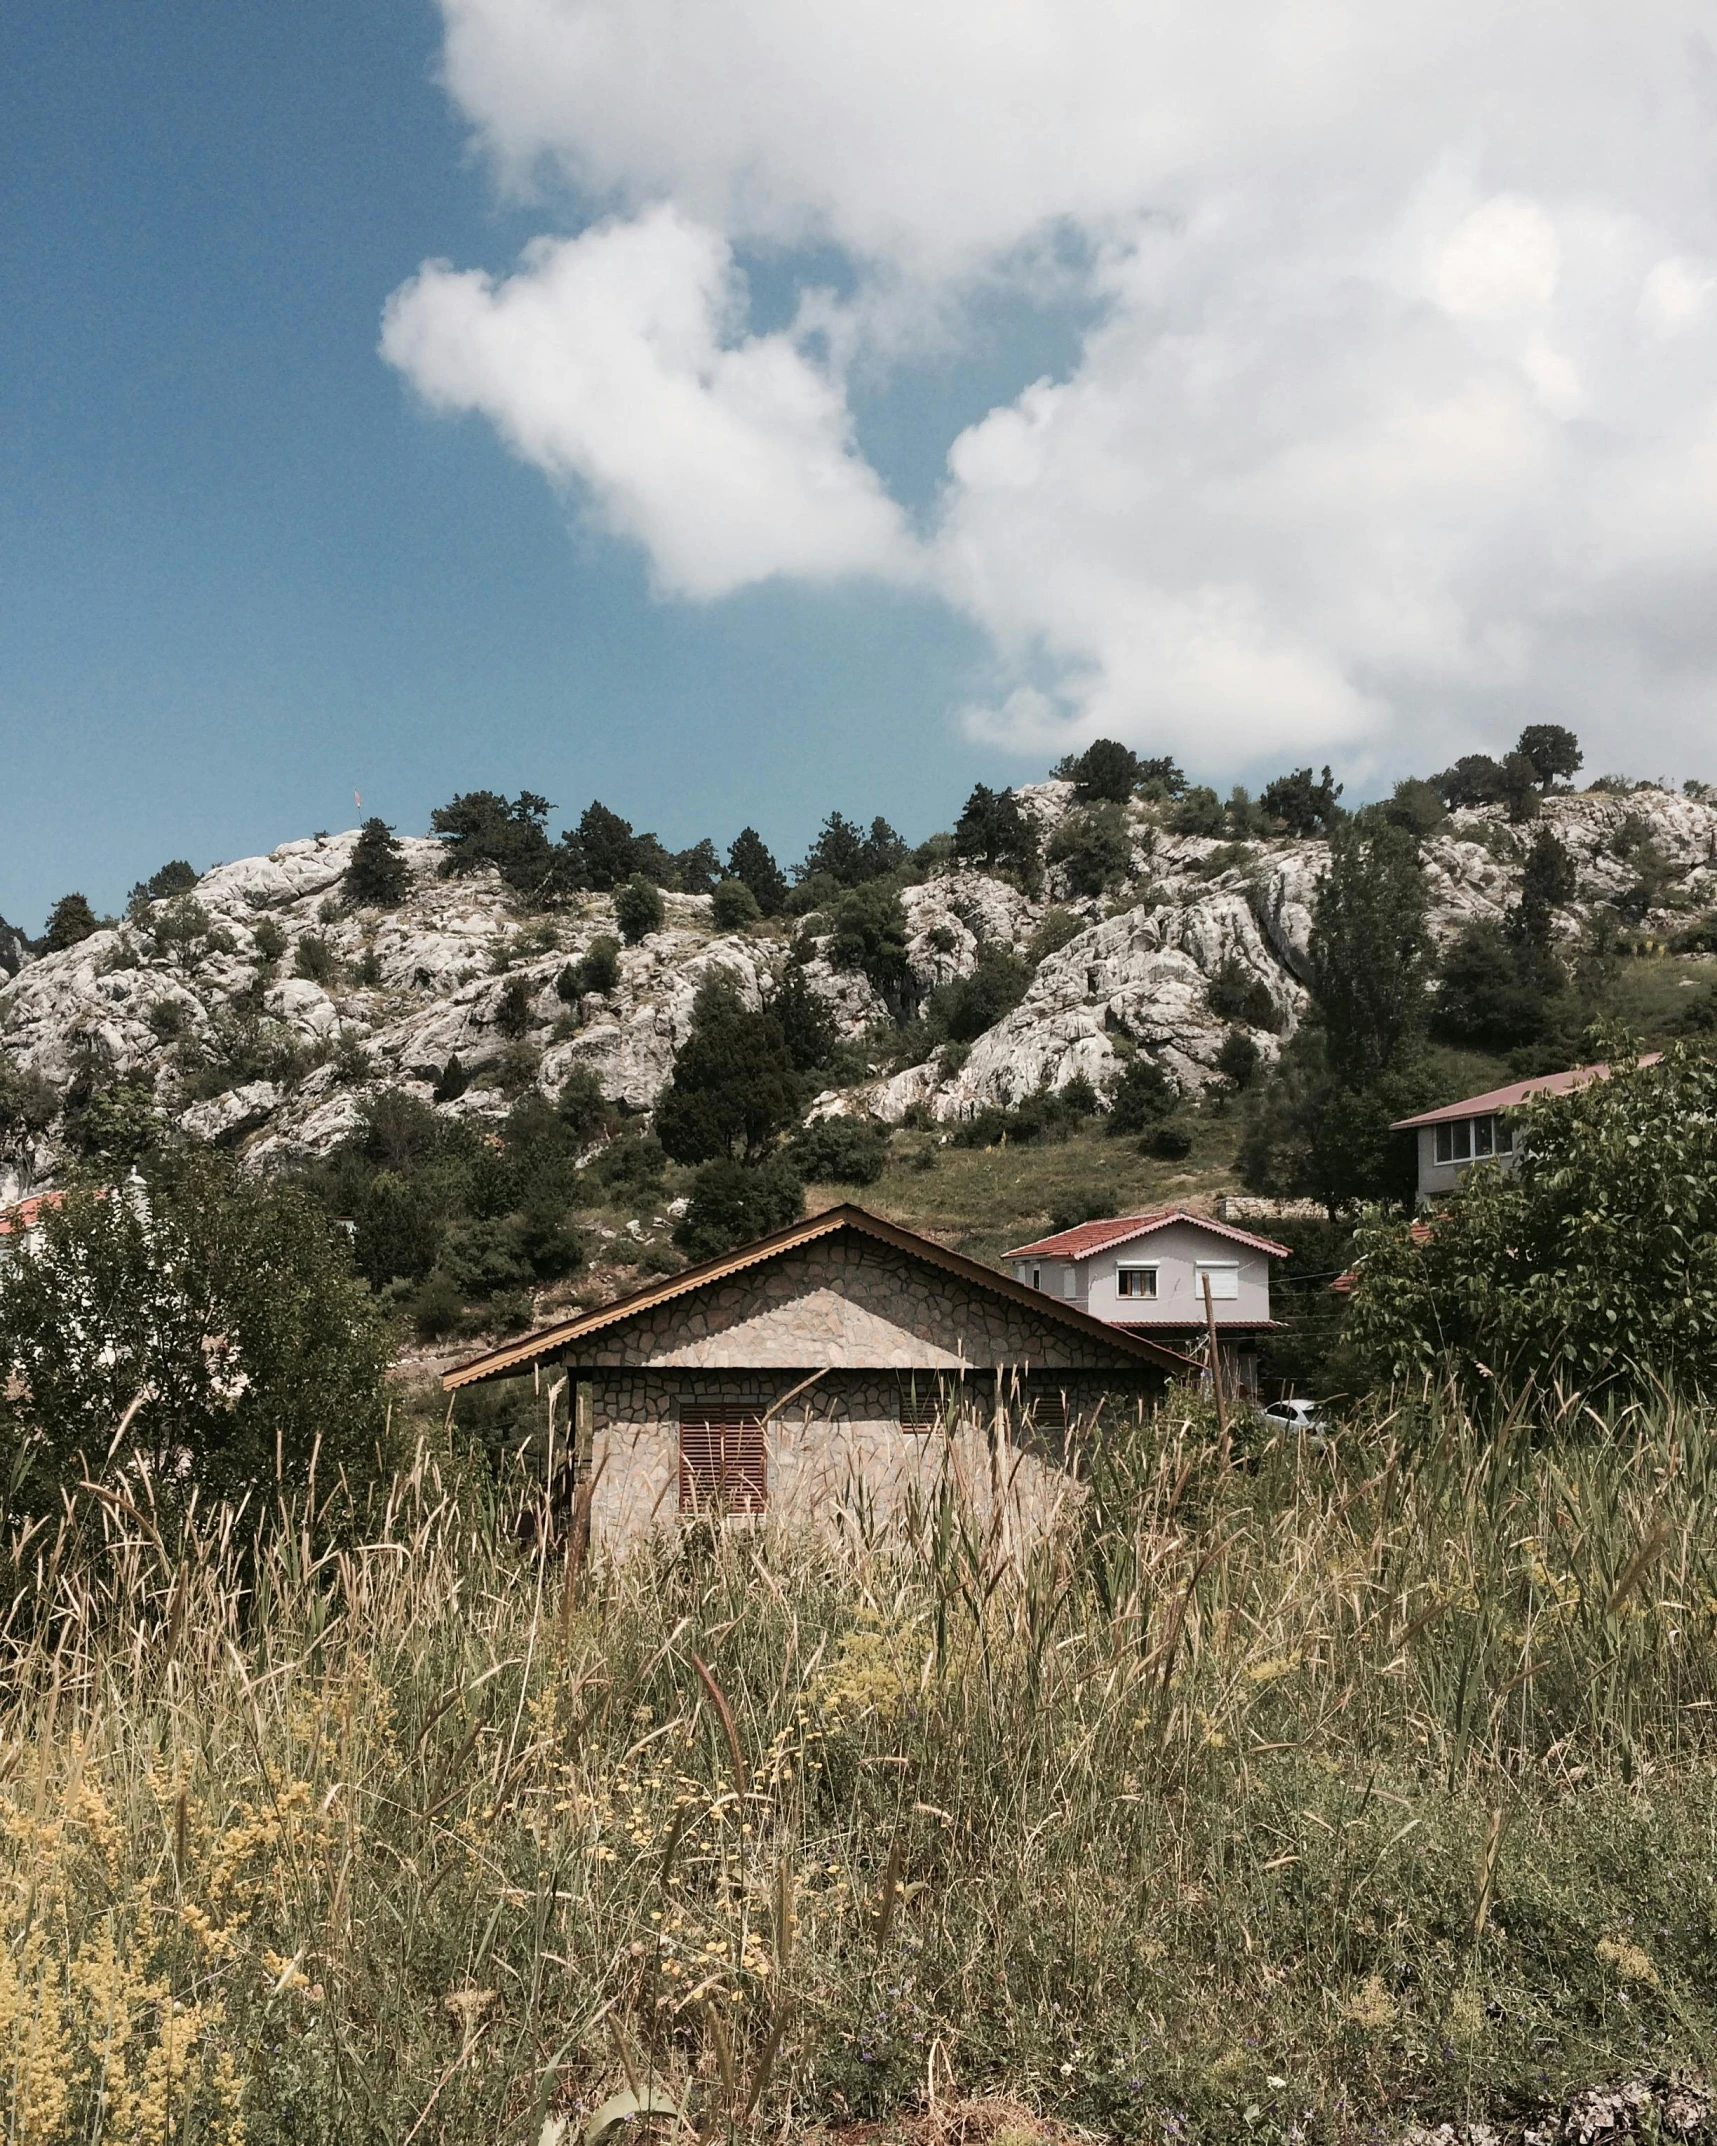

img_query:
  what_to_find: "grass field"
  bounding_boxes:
[6,1399,1717,2143]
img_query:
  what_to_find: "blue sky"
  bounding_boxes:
[5,0,1715,933]
[0,2,1046,930]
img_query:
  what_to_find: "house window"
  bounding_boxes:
[1061,1266,1078,1298]
[1031,1266,1042,1291]
[1116,1266,1158,1300]
[1194,1261,1239,1301]
[1434,1120,1473,1164]
[898,1381,941,1432]
[678,1406,767,1514]
[1028,1387,1069,1435]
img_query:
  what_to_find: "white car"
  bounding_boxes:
[1262,1397,1327,1434]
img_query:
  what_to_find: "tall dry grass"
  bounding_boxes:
[3,1397,1717,2143]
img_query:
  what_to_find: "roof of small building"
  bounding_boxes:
[443,1203,1193,1391]
[1004,1208,1291,1262]
[0,1192,66,1238]
[1390,1054,1663,1131]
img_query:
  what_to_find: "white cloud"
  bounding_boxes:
[381,206,912,599]
[391,0,1717,776]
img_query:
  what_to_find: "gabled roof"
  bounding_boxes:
[1005,1208,1291,1262]
[0,1192,66,1238]
[1390,1054,1663,1131]
[443,1203,1191,1390]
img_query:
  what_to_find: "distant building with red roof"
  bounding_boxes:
[1391,1055,1661,1204]
[1004,1208,1290,1395]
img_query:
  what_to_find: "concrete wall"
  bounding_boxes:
[584,1368,1130,1549]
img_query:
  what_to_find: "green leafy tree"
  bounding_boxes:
[0,1051,57,1150]
[1216,1028,1262,1090]
[1344,1043,1717,1399]
[799,812,907,888]
[431,791,563,900]
[653,977,803,1162]
[773,967,837,1073]
[1309,819,1430,1091]
[494,975,534,1038]
[555,1066,610,1145]
[953,785,1041,878]
[1051,738,1143,803]
[1259,766,1344,836]
[43,894,99,953]
[1432,921,1553,1048]
[127,860,198,913]
[1107,1055,1177,1133]
[826,883,916,1016]
[670,838,722,896]
[711,878,762,931]
[674,1155,804,1261]
[1516,723,1583,791]
[0,1153,391,1521]
[1168,786,1226,836]
[1047,803,1133,895]
[727,827,788,915]
[1381,778,1447,838]
[935,946,1031,1043]
[346,818,410,907]
[614,875,664,944]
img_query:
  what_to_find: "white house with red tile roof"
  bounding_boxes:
[0,1191,66,1257]
[1004,1209,1289,1392]
[1391,1055,1661,1204]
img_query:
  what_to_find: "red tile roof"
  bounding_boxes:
[0,1192,65,1238]
[1391,1055,1662,1131]
[1005,1208,1291,1261]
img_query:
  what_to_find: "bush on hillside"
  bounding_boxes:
[673,1153,804,1260]
[614,875,664,944]
[727,826,788,914]
[789,1115,889,1186]
[711,877,762,931]
[1047,803,1132,895]
[0,1151,391,1520]
[1107,1055,1178,1132]
[826,883,916,1017]
[953,784,1040,879]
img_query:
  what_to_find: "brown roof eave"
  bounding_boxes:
[441,1203,1191,1391]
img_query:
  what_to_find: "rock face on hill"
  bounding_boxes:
[3,784,1715,1186]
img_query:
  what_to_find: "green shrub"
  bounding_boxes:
[561,935,621,999]
[826,883,916,1016]
[789,1115,890,1186]
[1025,907,1084,965]
[1207,956,1279,1031]
[294,934,338,985]
[1107,1055,1178,1132]
[251,917,288,963]
[614,875,664,944]
[711,877,762,931]
[346,817,411,907]
[654,978,803,1163]
[934,945,1031,1043]
[1047,803,1133,895]
[1144,1122,1193,1158]
[1169,785,1226,836]
[494,975,534,1038]
[1217,1028,1262,1089]
[674,1153,804,1259]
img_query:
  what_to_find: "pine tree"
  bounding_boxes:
[43,893,98,953]
[346,818,410,907]
[727,827,788,914]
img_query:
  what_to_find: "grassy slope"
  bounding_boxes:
[11,1412,1717,2143]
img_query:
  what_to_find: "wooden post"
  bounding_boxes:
[1202,1271,1229,1458]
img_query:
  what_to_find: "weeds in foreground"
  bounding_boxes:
[2,1404,1717,2141]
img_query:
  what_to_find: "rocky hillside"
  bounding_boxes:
[4,782,1715,1196]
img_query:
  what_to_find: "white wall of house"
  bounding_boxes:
[1015,1220,1273,1328]
[1415,1115,1519,1202]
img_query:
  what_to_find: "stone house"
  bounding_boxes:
[1003,1209,1289,1397]
[443,1204,1185,1547]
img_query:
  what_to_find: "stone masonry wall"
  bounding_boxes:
[580,1234,1159,1373]
[584,1367,1144,1550]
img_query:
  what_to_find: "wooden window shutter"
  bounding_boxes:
[678,1405,767,1514]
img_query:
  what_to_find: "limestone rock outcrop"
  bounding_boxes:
[3,785,1713,1178]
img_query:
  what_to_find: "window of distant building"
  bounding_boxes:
[1116,1265,1158,1299]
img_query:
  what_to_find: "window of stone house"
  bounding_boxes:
[1116,1265,1158,1299]
[678,1405,767,1513]
[1194,1261,1240,1300]
[1028,1387,1070,1435]
[898,1380,941,1432]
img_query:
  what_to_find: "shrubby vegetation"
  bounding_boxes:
[5,1406,1717,2138]
[0,1150,391,1520]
